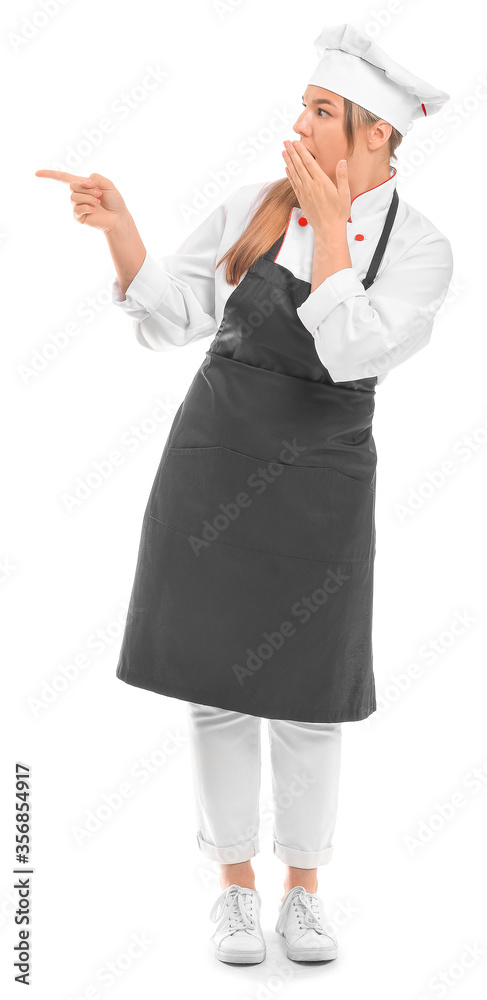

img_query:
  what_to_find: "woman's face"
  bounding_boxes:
[292,85,390,180]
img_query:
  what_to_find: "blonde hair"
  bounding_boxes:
[216,98,402,286]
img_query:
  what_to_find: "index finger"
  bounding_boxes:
[34,170,92,185]
[292,141,322,178]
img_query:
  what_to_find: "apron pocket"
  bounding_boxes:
[148,445,374,563]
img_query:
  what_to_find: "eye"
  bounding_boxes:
[301,102,329,117]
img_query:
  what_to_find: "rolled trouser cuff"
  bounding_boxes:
[196,832,259,864]
[273,840,334,868]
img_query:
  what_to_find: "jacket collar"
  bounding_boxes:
[347,166,398,223]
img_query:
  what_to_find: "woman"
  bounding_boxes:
[36,23,453,966]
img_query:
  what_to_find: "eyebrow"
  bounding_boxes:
[301,95,338,108]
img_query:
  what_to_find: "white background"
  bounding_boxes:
[2,0,486,996]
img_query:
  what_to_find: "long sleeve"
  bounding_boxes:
[111,199,229,351]
[295,230,454,383]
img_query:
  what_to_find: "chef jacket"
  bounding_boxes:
[110,167,453,385]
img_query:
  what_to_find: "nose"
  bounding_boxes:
[292,108,311,136]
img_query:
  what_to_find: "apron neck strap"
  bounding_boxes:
[361,187,399,290]
[263,186,399,289]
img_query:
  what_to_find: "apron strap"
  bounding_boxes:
[264,186,399,290]
[361,188,399,290]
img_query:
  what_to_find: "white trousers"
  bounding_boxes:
[186,702,342,869]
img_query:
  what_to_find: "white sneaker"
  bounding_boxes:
[209,884,266,964]
[275,885,338,962]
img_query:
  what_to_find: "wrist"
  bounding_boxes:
[105,210,135,239]
[313,226,348,249]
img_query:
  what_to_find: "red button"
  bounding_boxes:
[298,217,308,226]
[354,233,364,240]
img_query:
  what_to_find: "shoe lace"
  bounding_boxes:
[209,884,257,939]
[276,886,336,940]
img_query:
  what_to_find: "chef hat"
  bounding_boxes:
[307,23,450,136]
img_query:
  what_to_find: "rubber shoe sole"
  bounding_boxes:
[284,938,338,962]
[214,940,266,964]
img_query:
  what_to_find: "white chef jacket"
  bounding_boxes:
[110,167,453,385]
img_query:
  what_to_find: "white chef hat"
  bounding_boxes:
[307,23,450,136]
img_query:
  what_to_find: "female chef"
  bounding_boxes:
[36,23,453,968]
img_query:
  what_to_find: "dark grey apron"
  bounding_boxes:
[116,189,399,722]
